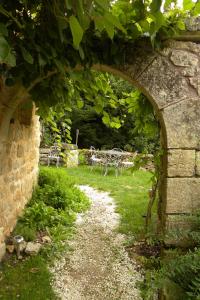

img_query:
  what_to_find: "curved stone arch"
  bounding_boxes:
[0,37,200,258]
[93,39,200,230]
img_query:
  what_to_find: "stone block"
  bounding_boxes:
[0,227,4,244]
[196,151,200,176]
[170,49,199,76]
[25,242,42,255]
[40,148,50,154]
[138,57,196,109]
[167,149,195,177]
[166,178,200,214]
[0,243,6,261]
[65,150,78,168]
[189,77,200,96]
[17,145,24,157]
[40,153,48,158]
[163,98,200,149]
[164,40,200,55]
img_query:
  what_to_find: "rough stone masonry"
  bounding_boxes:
[0,18,200,259]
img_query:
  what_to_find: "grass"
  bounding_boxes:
[0,165,153,299]
[66,165,153,237]
[0,256,56,300]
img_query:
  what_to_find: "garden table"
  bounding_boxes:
[94,150,132,176]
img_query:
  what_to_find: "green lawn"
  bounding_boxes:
[66,165,153,237]
[0,166,153,299]
[0,256,56,300]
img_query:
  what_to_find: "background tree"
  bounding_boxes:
[41,72,160,153]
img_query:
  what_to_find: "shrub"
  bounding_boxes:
[78,150,87,165]
[32,169,89,212]
[20,202,75,230]
[14,166,90,248]
[13,223,36,241]
[33,185,74,210]
[160,249,200,300]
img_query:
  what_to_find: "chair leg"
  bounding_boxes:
[48,157,50,167]
[56,157,59,168]
[90,162,94,172]
[100,164,104,175]
[104,165,108,176]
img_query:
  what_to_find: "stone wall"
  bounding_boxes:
[39,147,78,168]
[0,105,40,260]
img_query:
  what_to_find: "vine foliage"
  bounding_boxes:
[0,0,199,114]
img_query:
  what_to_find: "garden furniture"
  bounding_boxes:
[48,145,61,167]
[89,146,105,171]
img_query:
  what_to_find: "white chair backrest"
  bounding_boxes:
[112,148,123,152]
[49,145,60,157]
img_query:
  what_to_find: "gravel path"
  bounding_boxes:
[51,185,143,300]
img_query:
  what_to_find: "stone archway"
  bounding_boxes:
[0,33,200,257]
[94,39,200,232]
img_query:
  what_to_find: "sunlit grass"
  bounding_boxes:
[66,165,153,237]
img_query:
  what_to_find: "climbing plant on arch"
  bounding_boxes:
[0,0,199,117]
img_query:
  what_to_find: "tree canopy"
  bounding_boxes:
[41,72,159,152]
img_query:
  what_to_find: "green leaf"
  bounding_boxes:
[65,0,72,9]
[66,119,72,124]
[79,46,85,60]
[102,112,110,124]
[150,0,162,13]
[76,0,90,30]
[77,99,84,108]
[0,36,16,66]
[104,12,126,33]
[0,36,10,60]
[94,17,105,32]
[0,23,8,36]
[20,46,34,64]
[183,0,195,10]
[69,15,84,49]
[192,1,200,15]
[94,0,109,10]
[4,51,16,67]
[177,20,186,31]
[95,104,103,113]
[104,20,114,39]
[151,11,166,31]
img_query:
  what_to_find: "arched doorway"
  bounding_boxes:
[92,38,200,233]
[0,39,200,256]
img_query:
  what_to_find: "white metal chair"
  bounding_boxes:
[120,151,137,169]
[89,146,103,170]
[48,145,61,167]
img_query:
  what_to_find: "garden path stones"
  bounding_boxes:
[25,242,42,255]
[51,185,142,300]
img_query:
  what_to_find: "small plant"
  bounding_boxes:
[140,210,200,300]
[78,150,87,165]
[13,223,36,241]
[14,166,90,253]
